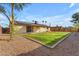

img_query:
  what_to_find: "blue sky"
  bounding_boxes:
[0,3,79,27]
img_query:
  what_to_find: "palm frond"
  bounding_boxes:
[0,5,6,13]
[14,3,31,11]
[0,5,11,23]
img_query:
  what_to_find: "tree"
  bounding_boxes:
[0,3,30,40]
[72,12,79,31]
[42,20,47,24]
[42,20,44,23]
[71,12,79,23]
[45,21,47,23]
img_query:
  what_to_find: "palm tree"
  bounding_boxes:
[42,20,44,24]
[42,20,47,24]
[45,21,47,24]
[0,3,30,40]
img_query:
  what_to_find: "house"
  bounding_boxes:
[1,21,78,34]
[14,21,50,34]
[0,21,51,34]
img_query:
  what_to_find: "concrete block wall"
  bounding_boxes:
[0,26,2,34]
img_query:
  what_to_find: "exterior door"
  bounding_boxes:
[27,26,33,32]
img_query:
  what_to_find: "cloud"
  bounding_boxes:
[0,14,9,27]
[73,8,79,13]
[69,3,75,8]
[69,8,79,15]
[23,15,73,27]
[0,14,7,21]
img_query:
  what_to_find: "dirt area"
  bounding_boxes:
[0,36,41,56]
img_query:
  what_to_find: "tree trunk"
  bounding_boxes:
[10,23,13,40]
[10,3,14,40]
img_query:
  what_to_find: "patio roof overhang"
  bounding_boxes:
[14,21,50,27]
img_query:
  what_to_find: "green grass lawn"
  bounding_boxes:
[23,32,70,46]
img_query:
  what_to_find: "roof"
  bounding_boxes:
[14,21,50,27]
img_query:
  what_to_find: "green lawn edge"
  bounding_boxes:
[22,32,70,47]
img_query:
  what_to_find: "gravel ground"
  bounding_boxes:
[0,32,79,56]
[0,36,41,56]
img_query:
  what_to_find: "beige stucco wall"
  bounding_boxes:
[32,26,49,33]
[47,27,50,31]
[14,25,27,34]
[14,25,50,34]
